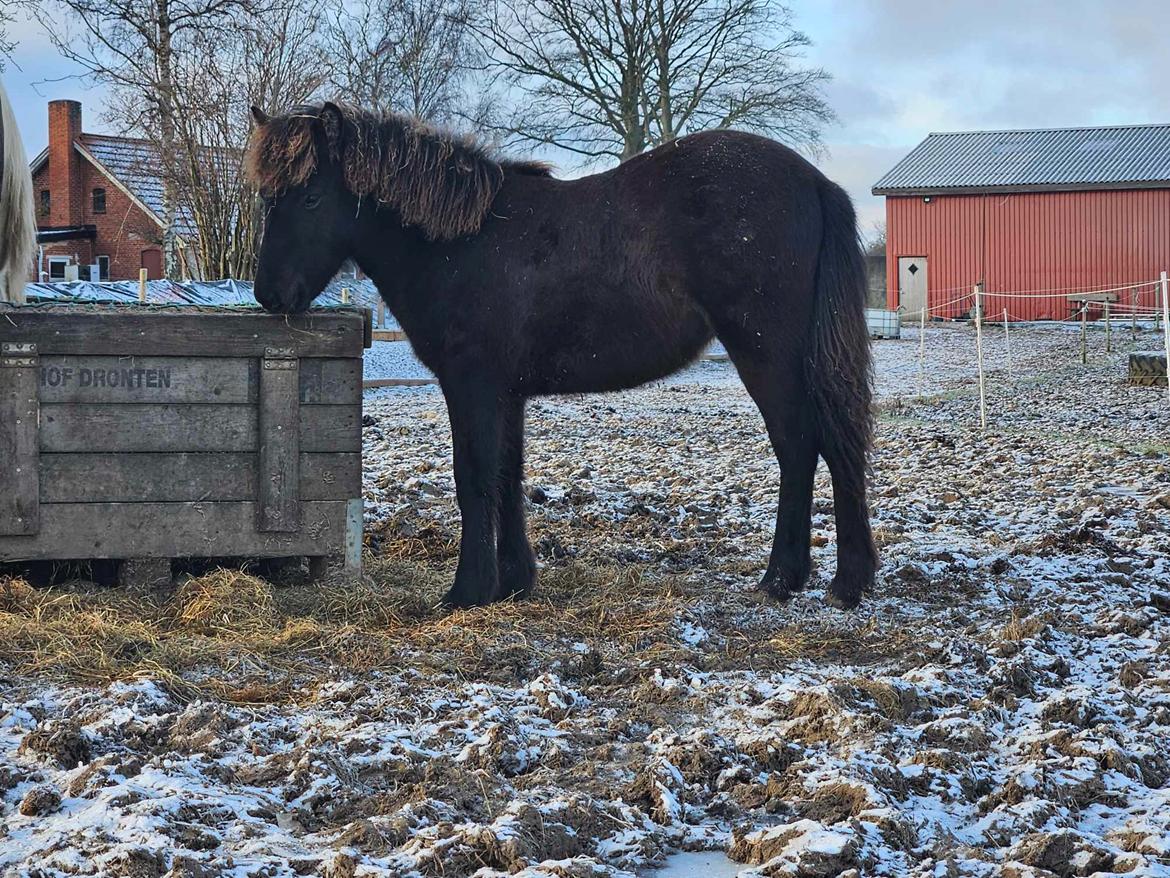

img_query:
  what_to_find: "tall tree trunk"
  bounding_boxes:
[157,0,180,280]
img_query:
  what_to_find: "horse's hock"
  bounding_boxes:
[0,304,371,584]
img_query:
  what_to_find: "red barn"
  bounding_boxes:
[28,99,200,283]
[873,124,1170,321]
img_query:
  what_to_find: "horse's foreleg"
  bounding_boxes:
[496,396,536,601]
[443,382,504,608]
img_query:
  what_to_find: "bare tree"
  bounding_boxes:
[37,0,325,280]
[0,1,17,70]
[326,0,485,125]
[476,0,832,162]
[162,4,328,279]
[36,0,253,278]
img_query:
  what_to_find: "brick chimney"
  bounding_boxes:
[47,100,83,227]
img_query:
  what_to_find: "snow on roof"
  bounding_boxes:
[23,277,390,320]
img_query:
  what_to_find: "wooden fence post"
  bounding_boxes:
[1003,308,1012,379]
[974,283,986,430]
[1080,303,1087,365]
[1162,271,1170,404]
[1105,300,1111,353]
[1132,287,1138,340]
[138,269,148,303]
[377,299,385,328]
[918,306,926,396]
[341,286,350,305]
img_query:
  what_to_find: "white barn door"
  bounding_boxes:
[898,256,928,316]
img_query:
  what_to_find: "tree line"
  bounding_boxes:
[10,0,833,280]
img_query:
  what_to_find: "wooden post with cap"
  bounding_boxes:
[974,283,986,430]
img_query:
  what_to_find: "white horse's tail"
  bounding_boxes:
[0,78,36,304]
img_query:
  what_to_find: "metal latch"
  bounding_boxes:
[262,346,297,370]
[1,341,37,367]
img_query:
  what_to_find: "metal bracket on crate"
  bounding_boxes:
[262,346,297,370]
[1,342,38,368]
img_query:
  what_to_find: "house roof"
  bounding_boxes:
[30,133,238,239]
[872,123,1170,195]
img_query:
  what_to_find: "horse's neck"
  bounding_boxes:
[353,210,442,326]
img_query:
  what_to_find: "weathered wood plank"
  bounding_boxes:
[0,500,351,562]
[363,377,439,388]
[34,356,360,405]
[0,344,40,535]
[301,405,362,452]
[36,356,257,404]
[0,308,366,358]
[40,404,256,452]
[371,329,407,342]
[39,453,360,503]
[257,352,301,532]
[39,405,359,453]
[299,358,361,404]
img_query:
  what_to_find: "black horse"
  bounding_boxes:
[247,102,877,609]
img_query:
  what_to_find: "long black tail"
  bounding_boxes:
[807,179,873,494]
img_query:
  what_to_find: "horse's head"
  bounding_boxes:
[247,103,356,314]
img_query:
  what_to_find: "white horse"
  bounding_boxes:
[0,77,35,304]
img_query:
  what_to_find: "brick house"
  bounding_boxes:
[29,100,199,282]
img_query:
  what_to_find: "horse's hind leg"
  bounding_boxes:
[820,435,877,610]
[496,396,537,601]
[716,335,818,598]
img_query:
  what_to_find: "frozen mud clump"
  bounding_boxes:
[18,721,92,768]
[1008,830,1116,877]
[18,784,61,817]
[729,819,862,876]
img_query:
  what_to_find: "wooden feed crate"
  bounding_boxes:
[0,304,371,584]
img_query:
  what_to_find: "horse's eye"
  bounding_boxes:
[303,193,321,210]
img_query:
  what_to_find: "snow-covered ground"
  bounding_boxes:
[2,323,1169,877]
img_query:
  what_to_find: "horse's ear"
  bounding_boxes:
[319,101,344,154]
[250,105,270,125]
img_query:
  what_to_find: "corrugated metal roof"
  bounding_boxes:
[872,124,1170,194]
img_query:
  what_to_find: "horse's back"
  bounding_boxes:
[468,130,830,395]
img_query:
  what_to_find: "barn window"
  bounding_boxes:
[92,188,107,214]
[48,257,69,280]
[97,255,110,280]
[39,190,50,216]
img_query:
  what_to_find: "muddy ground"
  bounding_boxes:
[1,323,1169,877]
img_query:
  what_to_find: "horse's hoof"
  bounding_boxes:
[758,576,795,602]
[497,555,536,602]
[440,587,492,609]
[825,579,863,610]
[759,565,808,601]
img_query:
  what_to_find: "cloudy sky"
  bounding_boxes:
[5,0,1170,234]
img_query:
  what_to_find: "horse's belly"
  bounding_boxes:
[518,310,714,395]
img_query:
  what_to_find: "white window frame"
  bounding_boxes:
[97,255,110,280]
[48,257,70,280]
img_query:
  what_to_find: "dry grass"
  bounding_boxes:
[1000,609,1051,642]
[0,527,917,703]
[0,556,701,702]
